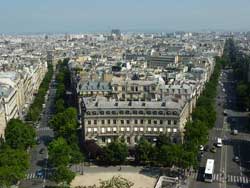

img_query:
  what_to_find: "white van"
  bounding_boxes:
[217,138,222,147]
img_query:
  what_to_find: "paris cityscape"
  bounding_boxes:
[0,1,250,188]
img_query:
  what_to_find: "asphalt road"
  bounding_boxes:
[19,76,56,188]
[191,69,250,188]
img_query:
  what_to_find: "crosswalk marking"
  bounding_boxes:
[192,172,250,184]
[25,173,44,180]
[37,127,51,131]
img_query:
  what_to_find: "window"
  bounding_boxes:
[126,127,130,131]
[121,120,124,124]
[154,128,157,132]
[87,111,91,115]
[140,127,144,132]
[146,111,151,115]
[101,128,105,133]
[87,128,92,133]
[94,120,97,125]
[158,111,163,115]
[126,120,130,124]
[167,111,171,115]
[147,127,152,132]
[173,128,177,133]
[135,120,138,124]
[139,110,144,114]
[148,120,151,124]
[107,120,110,124]
[93,128,98,132]
[125,110,130,114]
[153,111,157,115]
[122,86,125,91]
[174,120,177,125]
[107,127,111,132]
[119,110,124,115]
[167,128,171,132]
[168,120,171,125]
[92,111,97,115]
[113,127,117,133]
[154,120,157,124]
[88,120,91,125]
[140,119,143,124]
[173,111,177,115]
[106,111,110,115]
[101,120,105,124]
[121,127,124,132]
[100,111,104,115]
[112,111,116,115]
[133,110,138,114]
[160,120,163,124]
[113,120,116,124]
[134,127,138,131]
[159,128,163,132]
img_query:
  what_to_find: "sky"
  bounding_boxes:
[0,0,250,33]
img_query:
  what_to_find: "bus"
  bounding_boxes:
[204,159,214,182]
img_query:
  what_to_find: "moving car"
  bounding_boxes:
[234,156,240,163]
[36,169,43,177]
[39,148,45,154]
[216,138,223,147]
[232,129,238,135]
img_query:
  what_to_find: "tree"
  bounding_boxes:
[52,165,75,185]
[185,120,208,146]
[55,99,65,113]
[49,107,78,140]
[135,138,154,163]
[102,140,128,165]
[236,82,248,97]
[156,134,171,148]
[48,137,72,167]
[5,119,36,150]
[0,147,29,187]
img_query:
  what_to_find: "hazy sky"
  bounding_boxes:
[1,0,250,33]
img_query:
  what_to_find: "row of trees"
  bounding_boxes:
[48,59,82,186]
[26,63,54,122]
[223,38,250,110]
[0,119,36,187]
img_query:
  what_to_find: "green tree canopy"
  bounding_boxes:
[102,140,128,165]
[52,165,75,185]
[5,119,36,150]
[135,138,154,163]
[48,137,72,167]
[0,147,29,187]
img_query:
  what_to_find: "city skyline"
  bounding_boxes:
[1,0,250,34]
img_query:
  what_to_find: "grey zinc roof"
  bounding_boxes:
[83,96,185,111]
[79,81,111,92]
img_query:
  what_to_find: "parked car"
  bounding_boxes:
[199,145,204,151]
[210,146,217,153]
[204,145,209,152]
